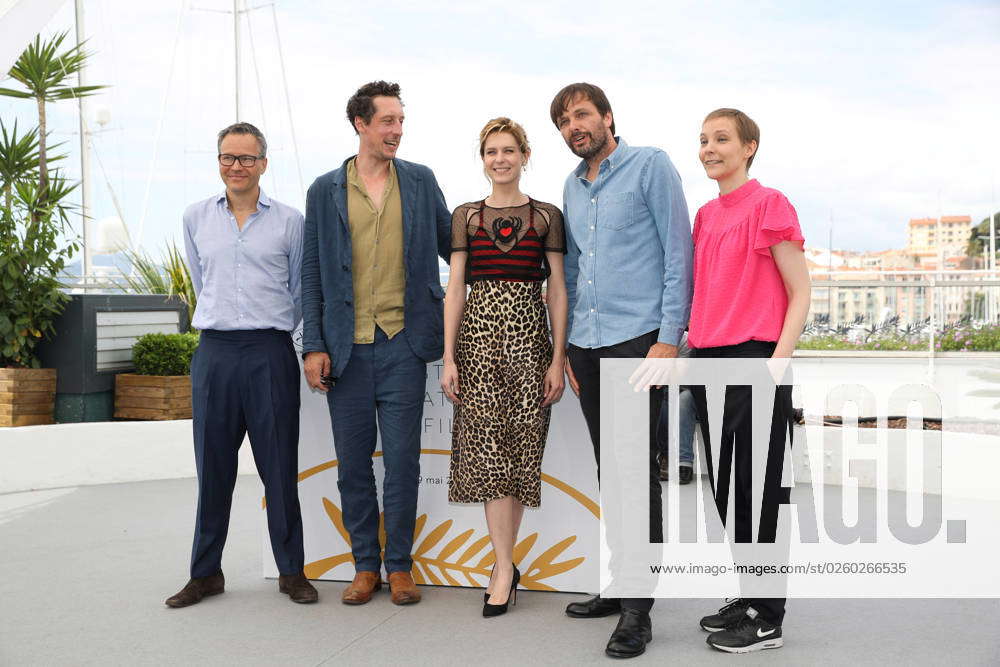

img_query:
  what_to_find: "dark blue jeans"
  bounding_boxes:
[190,329,304,578]
[325,327,426,574]
[657,387,697,465]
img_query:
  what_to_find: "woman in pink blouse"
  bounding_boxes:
[687,108,810,654]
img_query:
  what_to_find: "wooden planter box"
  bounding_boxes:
[114,374,192,420]
[0,368,57,427]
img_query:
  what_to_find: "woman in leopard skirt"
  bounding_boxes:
[441,117,568,616]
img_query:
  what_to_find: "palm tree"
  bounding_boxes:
[0,32,102,368]
[0,120,39,214]
[118,243,198,330]
[0,120,68,213]
[0,32,104,207]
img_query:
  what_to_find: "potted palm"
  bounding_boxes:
[119,243,197,330]
[0,33,104,426]
[114,332,198,420]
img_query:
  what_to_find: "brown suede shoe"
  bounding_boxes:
[341,571,382,605]
[278,572,319,604]
[388,570,421,605]
[657,454,670,482]
[165,572,225,608]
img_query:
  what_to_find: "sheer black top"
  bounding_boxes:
[450,198,566,283]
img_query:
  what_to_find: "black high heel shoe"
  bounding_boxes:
[483,563,494,603]
[483,565,520,617]
[483,563,520,602]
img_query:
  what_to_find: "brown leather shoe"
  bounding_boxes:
[657,454,669,482]
[388,570,421,605]
[341,571,382,605]
[279,571,319,604]
[165,572,225,608]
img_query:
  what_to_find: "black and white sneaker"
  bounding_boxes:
[706,610,783,653]
[699,597,750,632]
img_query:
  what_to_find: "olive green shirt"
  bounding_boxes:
[346,158,405,343]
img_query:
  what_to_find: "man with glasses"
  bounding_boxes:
[167,122,317,608]
[301,81,451,606]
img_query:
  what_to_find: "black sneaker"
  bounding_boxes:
[706,612,783,653]
[699,597,749,632]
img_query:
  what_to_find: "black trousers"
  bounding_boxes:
[189,329,305,578]
[689,340,792,625]
[569,330,663,613]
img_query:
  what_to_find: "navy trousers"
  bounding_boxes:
[325,327,426,574]
[189,329,304,578]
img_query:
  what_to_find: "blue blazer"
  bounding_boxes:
[301,156,451,377]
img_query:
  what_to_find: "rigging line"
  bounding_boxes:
[89,136,128,241]
[270,2,304,202]
[135,0,187,251]
[244,4,277,197]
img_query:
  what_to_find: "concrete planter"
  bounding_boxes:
[0,368,57,427]
[113,373,192,421]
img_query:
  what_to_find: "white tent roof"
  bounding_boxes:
[0,0,67,79]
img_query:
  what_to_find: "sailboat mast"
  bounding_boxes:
[76,0,92,282]
[234,0,240,121]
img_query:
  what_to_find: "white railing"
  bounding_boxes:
[60,273,132,294]
[807,269,1000,330]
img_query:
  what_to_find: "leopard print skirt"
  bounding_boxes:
[448,280,553,507]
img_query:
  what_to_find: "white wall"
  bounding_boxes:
[0,419,257,493]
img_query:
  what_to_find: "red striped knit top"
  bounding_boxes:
[450,198,566,283]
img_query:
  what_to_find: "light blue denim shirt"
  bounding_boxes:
[562,138,693,348]
[183,189,303,332]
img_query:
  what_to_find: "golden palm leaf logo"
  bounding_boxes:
[303,497,585,590]
[283,449,598,588]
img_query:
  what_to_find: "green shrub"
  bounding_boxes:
[797,334,926,351]
[131,332,199,376]
[798,324,1000,352]
[938,325,1000,352]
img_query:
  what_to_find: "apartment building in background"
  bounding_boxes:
[808,214,980,327]
[907,215,974,266]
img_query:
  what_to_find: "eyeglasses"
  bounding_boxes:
[218,153,264,167]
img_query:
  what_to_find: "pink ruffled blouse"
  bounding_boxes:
[687,179,804,349]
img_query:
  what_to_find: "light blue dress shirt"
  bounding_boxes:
[183,189,304,332]
[562,138,693,348]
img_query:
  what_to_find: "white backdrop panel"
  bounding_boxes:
[263,357,601,594]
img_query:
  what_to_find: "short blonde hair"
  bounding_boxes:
[478,117,530,158]
[703,108,760,169]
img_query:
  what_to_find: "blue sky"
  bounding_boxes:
[2,0,999,258]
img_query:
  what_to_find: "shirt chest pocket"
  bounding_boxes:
[597,191,635,230]
[243,229,289,285]
[192,226,232,276]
